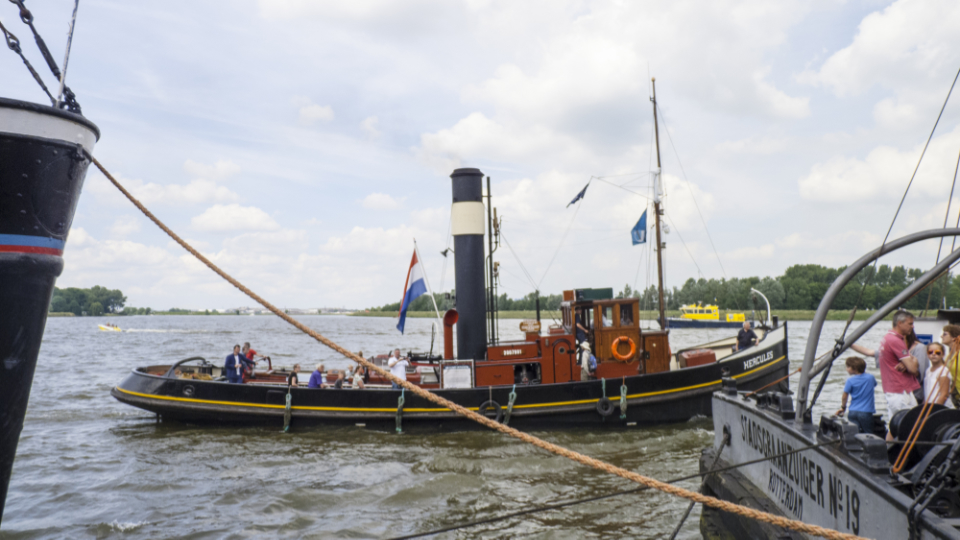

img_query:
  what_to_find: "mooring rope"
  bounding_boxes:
[90,154,866,540]
[392,437,844,540]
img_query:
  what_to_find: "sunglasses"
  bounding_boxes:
[928,350,944,356]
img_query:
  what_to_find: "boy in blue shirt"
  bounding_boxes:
[837,356,877,434]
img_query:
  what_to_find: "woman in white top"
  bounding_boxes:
[923,342,953,408]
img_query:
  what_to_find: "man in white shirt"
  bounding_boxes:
[388,348,409,390]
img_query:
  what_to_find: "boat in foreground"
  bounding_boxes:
[112,164,789,430]
[0,97,98,521]
[700,228,960,539]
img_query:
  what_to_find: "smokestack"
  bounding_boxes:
[450,168,487,360]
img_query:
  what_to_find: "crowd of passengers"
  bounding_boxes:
[224,344,412,389]
[837,310,960,440]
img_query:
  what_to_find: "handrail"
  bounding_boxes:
[749,288,773,328]
[163,356,209,378]
[797,228,960,419]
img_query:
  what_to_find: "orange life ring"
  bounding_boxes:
[611,336,636,362]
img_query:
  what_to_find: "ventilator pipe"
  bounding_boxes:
[443,309,459,360]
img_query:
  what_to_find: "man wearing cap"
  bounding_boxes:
[580,342,597,381]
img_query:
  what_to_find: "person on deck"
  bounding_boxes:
[575,309,589,345]
[224,345,245,384]
[239,343,257,382]
[351,366,366,389]
[579,342,597,381]
[877,311,921,440]
[837,356,876,435]
[923,343,952,407]
[308,363,325,388]
[943,325,960,407]
[388,349,409,390]
[735,321,758,351]
[287,364,300,388]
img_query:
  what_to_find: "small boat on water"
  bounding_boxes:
[98,324,121,332]
[667,302,747,329]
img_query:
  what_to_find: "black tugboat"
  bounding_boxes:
[111,164,790,430]
[0,97,99,522]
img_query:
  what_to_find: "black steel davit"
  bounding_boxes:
[0,98,99,522]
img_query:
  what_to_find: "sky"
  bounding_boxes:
[3,0,960,311]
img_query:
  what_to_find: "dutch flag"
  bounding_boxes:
[397,250,428,334]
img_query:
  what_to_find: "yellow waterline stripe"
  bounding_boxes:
[115,355,786,414]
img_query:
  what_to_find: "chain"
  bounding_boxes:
[0,16,54,104]
[908,437,960,540]
[7,0,81,112]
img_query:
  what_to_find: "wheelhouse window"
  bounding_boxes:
[620,304,634,326]
[602,306,613,327]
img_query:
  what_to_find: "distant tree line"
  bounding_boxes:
[369,263,959,314]
[49,286,152,316]
[635,263,957,311]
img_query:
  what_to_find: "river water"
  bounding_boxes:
[1,316,891,539]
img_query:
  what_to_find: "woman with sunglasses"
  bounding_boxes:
[923,342,953,407]
[943,325,960,407]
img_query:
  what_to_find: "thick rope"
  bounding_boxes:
[90,154,866,540]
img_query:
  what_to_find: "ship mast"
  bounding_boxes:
[651,78,667,330]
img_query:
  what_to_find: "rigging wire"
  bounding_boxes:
[837,63,960,344]
[55,0,79,107]
[656,103,729,278]
[500,231,539,291]
[0,17,55,104]
[591,176,653,201]
[537,198,583,290]
[662,212,703,281]
[927,147,960,313]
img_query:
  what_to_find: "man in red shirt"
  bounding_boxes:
[876,310,920,440]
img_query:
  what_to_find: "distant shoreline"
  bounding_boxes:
[351,309,900,321]
[48,309,904,321]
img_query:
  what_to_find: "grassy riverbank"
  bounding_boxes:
[353,309,899,321]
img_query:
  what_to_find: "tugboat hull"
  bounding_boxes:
[112,326,790,429]
[0,98,98,521]
[667,318,745,329]
[700,392,960,539]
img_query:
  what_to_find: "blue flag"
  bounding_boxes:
[631,210,647,245]
[567,182,589,207]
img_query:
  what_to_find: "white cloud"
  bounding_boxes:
[798,125,960,202]
[724,244,775,261]
[295,98,335,125]
[361,192,402,210]
[110,216,142,237]
[183,159,241,180]
[361,116,381,139]
[191,204,281,232]
[799,0,960,98]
